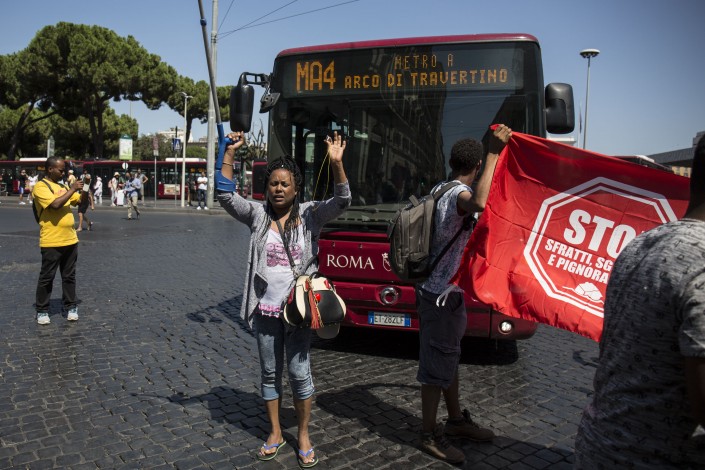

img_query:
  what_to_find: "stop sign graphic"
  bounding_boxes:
[523,177,678,318]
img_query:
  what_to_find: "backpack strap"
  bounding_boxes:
[33,179,56,222]
[427,181,476,273]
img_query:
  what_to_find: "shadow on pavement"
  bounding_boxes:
[186,297,518,365]
[185,295,256,338]
[313,327,519,366]
[136,386,298,443]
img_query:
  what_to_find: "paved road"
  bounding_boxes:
[0,202,599,469]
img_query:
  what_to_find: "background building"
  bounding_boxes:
[647,130,703,178]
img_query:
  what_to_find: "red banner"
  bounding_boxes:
[452,132,690,341]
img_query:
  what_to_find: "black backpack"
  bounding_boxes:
[32,179,58,223]
[387,181,475,283]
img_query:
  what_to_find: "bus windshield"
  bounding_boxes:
[267,40,544,231]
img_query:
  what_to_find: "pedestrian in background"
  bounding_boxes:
[123,172,141,220]
[196,171,208,210]
[415,125,512,465]
[32,156,84,325]
[18,169,28,204]
[574,136,705,469]
[93,176,103,205]
[109,172,119,206]
[76,173,94,232]
[66,169,77,186]
[219,131,350,467]
[27,171,37,204]
[138,170,148,204]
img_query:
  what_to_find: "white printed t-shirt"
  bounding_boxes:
[259,224,304,318]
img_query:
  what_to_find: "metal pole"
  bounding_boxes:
[174,126,178,206]
[205,0,218,210]
[181,94,191,207]
[583,58,591,149]
[580,49,599,149]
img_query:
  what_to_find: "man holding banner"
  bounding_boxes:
[416,125,512,465]
[574,137,705,469]
[449,125,700,467]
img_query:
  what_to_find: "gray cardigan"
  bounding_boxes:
[217,182,351,329]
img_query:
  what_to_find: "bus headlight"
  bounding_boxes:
[499,321,513,334]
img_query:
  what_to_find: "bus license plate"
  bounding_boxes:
[368,312,411,327]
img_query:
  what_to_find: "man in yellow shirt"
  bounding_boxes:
[32,156,84,325]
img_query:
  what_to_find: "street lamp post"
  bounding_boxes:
[180,92,192,207]
[580,48,600,149]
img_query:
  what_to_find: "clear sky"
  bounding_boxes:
[2,0,704,156]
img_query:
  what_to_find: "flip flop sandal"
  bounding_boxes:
[297,447,318,468]
[257,440,286,461]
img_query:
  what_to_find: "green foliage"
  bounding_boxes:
[186,145,206,160]
[48,108,138,158]
[164,77,232,146]
[0,22,184,160]
[134,134,173,161]
[0,106,48,158]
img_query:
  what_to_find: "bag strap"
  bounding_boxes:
[41,178,54,193]
[431,181,461,202]
[427,181,476,273]
[428,215,476,273]
[274,218,297,275]
[274,218,318,278]
[34,179,56,220]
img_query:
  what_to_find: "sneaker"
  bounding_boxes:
[19,201,26,205]
[445,409,495,441]
[37,312,50,325]
[419,424,465,464]
[197,206,202,210]
[67,307,78,321]
[204,206,209,211]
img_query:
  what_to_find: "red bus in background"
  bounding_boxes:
[81,159,258,199]
[0,158,82,195]
[1,158,251,199]
[250,159,268,200]
[233,34,575,340]
[81,159,207,199]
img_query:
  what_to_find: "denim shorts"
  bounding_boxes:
[254,309,314,401]
[416,287,467,389]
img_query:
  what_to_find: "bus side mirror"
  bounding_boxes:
[545,83,575,134]
[230,76,254,132]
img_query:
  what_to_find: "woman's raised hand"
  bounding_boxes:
[326,131,346,163]
[225,132,247,156]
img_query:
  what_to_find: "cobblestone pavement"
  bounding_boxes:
[0,203,599,469]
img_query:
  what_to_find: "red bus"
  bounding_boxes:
[81,159,214,199]
[250,159,268,200]
[232,34,575,339]
[0,158,82,195]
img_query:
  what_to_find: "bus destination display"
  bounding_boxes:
[278,46,525,96]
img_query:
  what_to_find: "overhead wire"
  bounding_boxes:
[220,0,298,38]
[219,0,359,39]
[218,0,236,31]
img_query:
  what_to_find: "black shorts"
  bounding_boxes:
[78,198,90,213]
[416,287,467,388]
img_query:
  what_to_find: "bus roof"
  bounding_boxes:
[276,33,540,57]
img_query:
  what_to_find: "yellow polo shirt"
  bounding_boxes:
[32,179,81,248]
